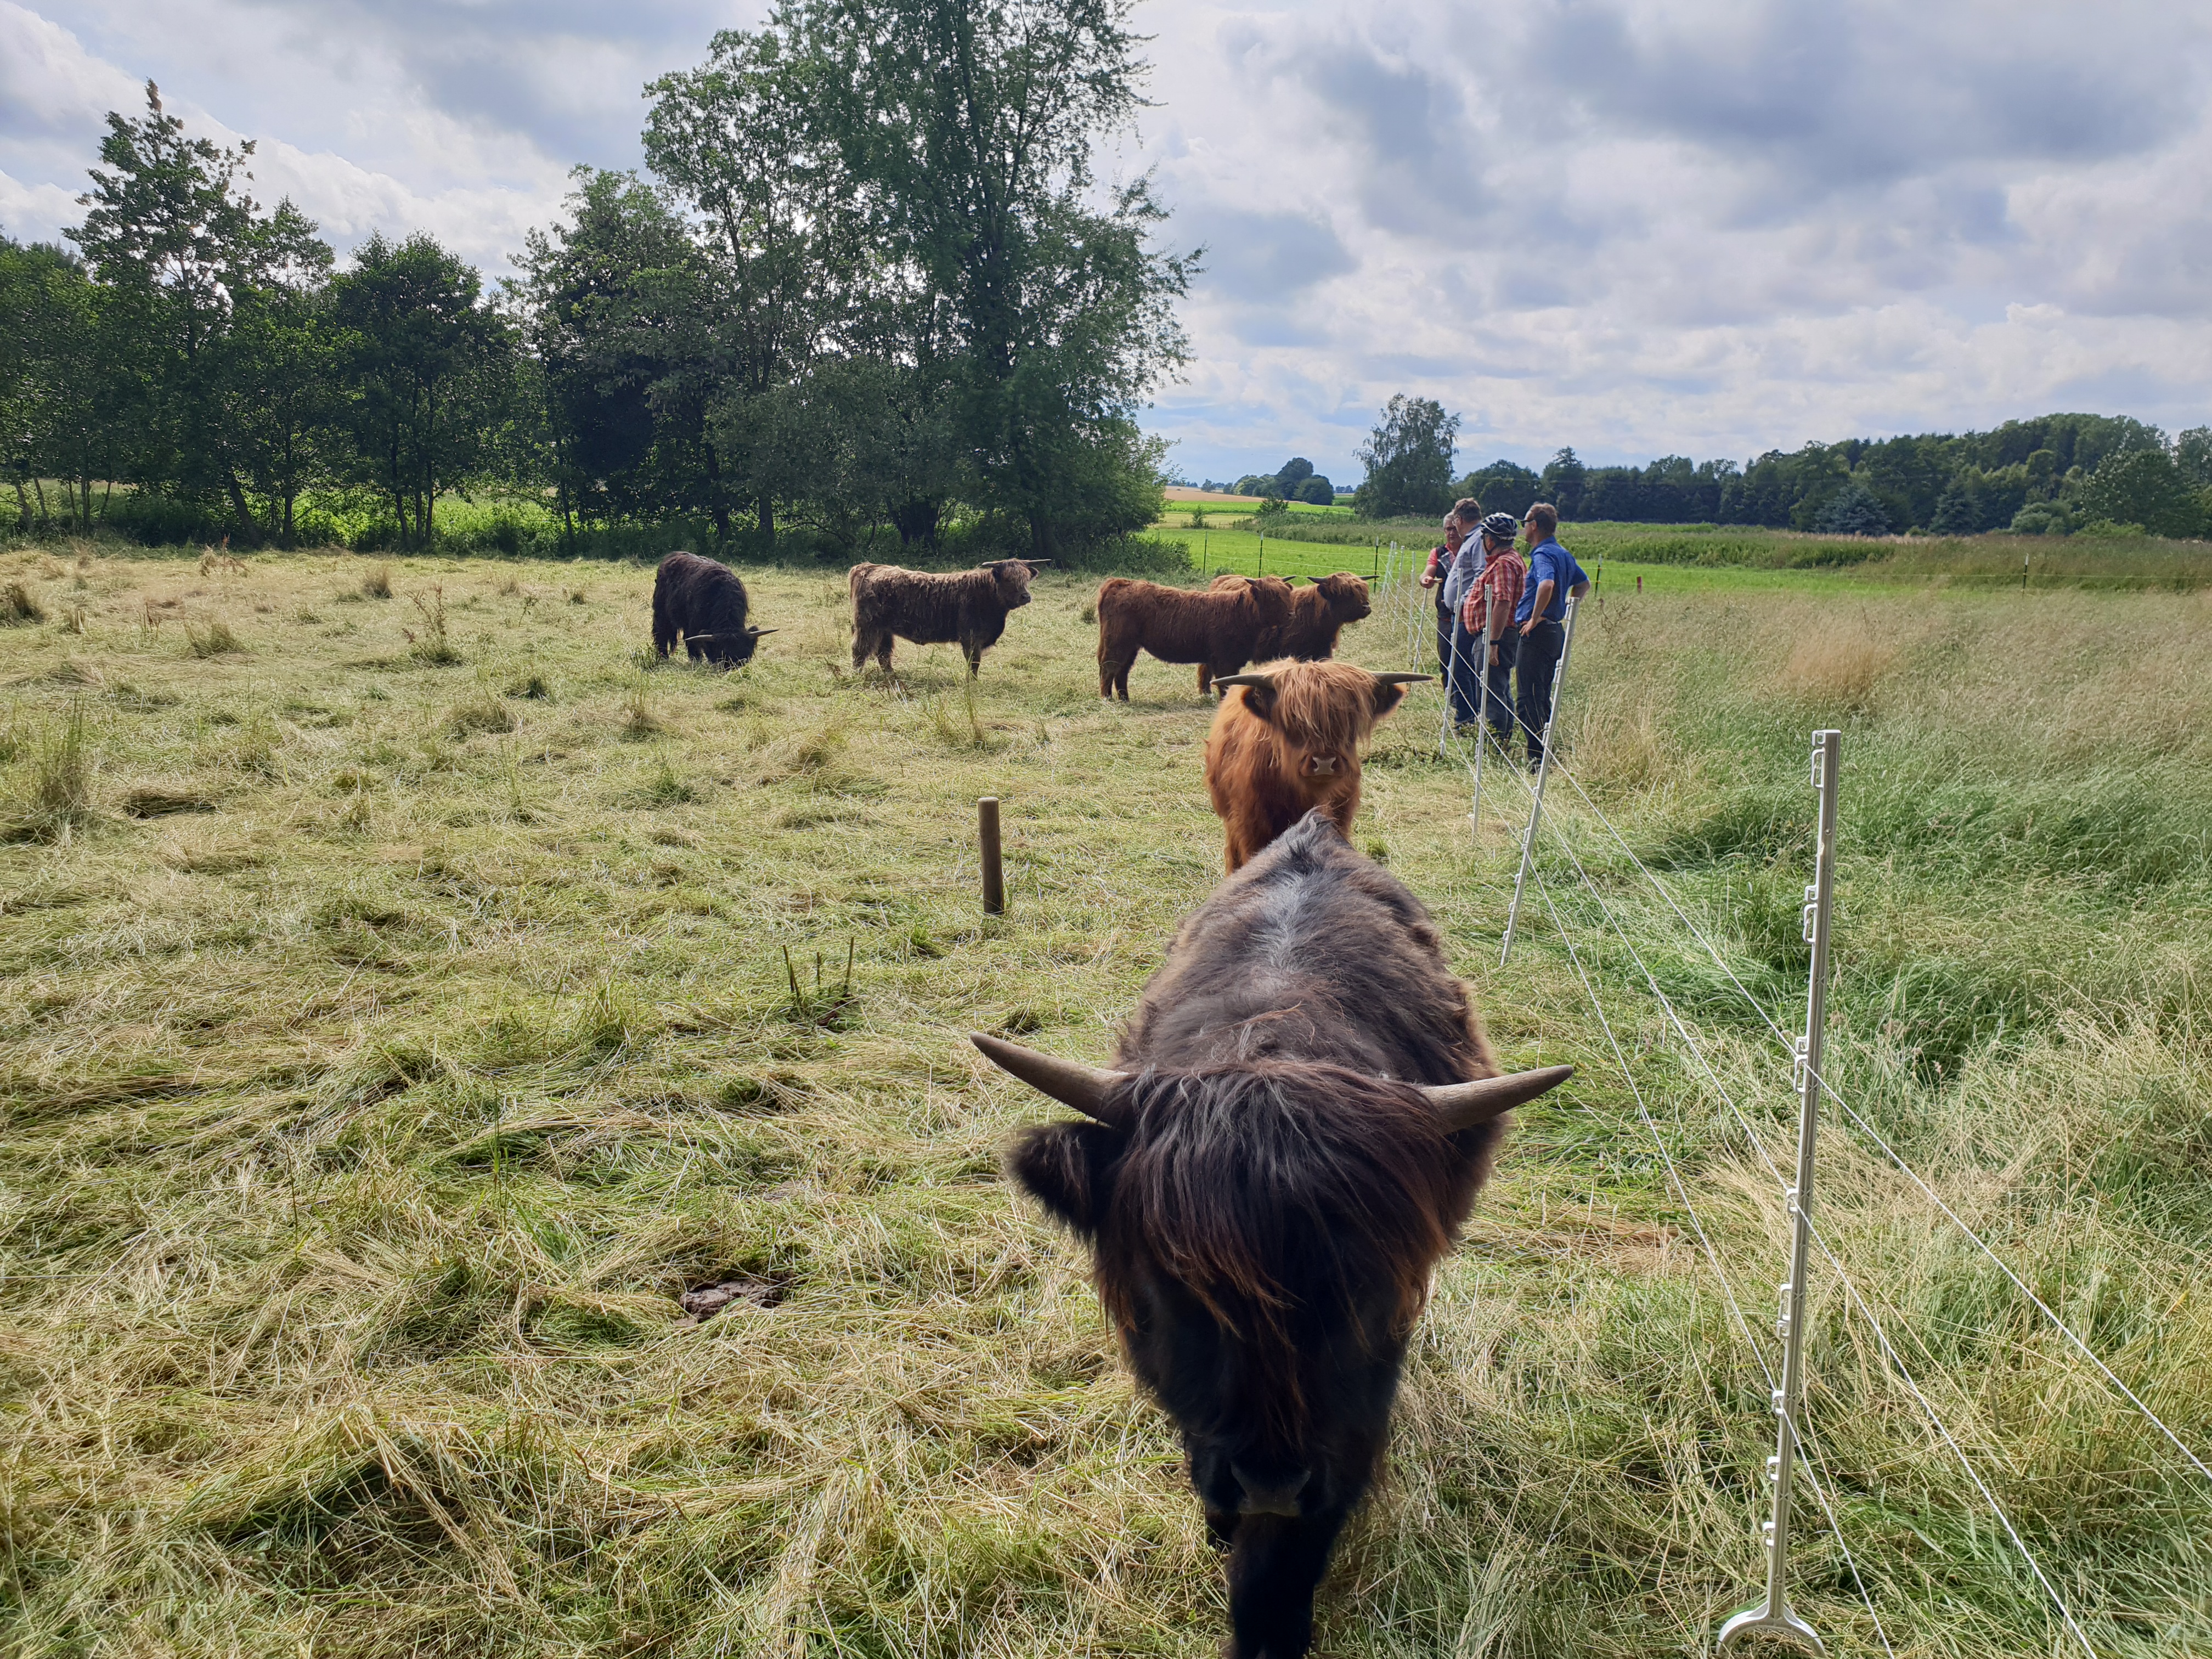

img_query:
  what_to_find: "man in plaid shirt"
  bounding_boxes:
[1461,512,1526,752]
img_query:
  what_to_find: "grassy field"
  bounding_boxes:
[2,544,2208,1656]
[1155,516,2212,592]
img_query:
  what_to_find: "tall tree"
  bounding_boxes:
[795,0,1191,554]
[1355,394,1458,519]
[69,81,331,542]
[332,233,514,548]
[645,32,868,543]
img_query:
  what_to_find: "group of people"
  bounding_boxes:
[1418,499,1590,766]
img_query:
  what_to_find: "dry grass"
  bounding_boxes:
[0,543,2205,1658]
[3,579,46,624]
[360,562,394,600]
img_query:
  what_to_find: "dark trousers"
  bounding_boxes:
[1481,626,1519,747]
[1433,597,1453,677]
[1443,611,1484,726]
[1516,619,1565,763]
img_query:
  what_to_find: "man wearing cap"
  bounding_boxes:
[1462,511,1525,753]
[1514,502,1589,767]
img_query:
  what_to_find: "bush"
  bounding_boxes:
[2009,501,2073,537]
[1813,481,1894,536]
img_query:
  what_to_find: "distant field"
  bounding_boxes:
[1153,515,2212,591]
[3,541,2206,1655]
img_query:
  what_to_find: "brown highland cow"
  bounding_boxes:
[1279,572,1373,660]
[1204,659,1429,871]
[849,559,1045,676]
[1094,573,1294,699]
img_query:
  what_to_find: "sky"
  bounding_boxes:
[5,0,2211,488]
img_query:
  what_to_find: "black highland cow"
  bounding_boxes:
[652,552,775,666]
[849,559,1046,676]
[972,812,1571,1659]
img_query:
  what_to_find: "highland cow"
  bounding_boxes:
[1205,659,1429,872]
[1279,572,1373,661]
[974,812,1571,1659]
[849,560,1045,676]
[1094,573,1295,699]
[651,551,775,667]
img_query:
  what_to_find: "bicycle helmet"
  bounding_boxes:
[1480,511,1519,541]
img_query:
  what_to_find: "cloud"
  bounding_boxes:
[4,0,2210,481]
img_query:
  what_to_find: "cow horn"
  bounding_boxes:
[968,1032,1131,1129]
[746,627,778,635]
[1420,1064,1575,1131]
[1210,672,1275,689]
[1372,672,1435,686]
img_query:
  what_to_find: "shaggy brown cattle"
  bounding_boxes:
[651,551,776,666]
[849,560,1044,675]
[1096,573,1295,698]
[1278,572,1372,660]
[1205,659,1429,872]
[975,811,1572,1659]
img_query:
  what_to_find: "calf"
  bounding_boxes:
[1096,573,1295,699]
[849,560,1045,676]
[1279,572,1372,661]
[1205,659,1429,872]
[974,812,1571,1658]
[651,551,776,666]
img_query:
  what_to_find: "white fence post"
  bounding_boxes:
[1718,727,1842,1657]
[1499,589,1582,964]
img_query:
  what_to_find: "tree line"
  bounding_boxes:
[0,0,1189,560]
[1303,397,2212,538]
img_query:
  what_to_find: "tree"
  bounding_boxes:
[645,32,868,542]
[1,238,133,533]
[69,81,332,542]
[794,0,1190,556]
[332,233,514,548]
[2174,427,2212,487]
[2078,447,2205,539]
[1274,457,1313,493]
[1296,476,1334,505]
[1814,479,1893,536]
[1353,395,1457,518]
[1455,459,1540,521]
[1538,447,1585,519]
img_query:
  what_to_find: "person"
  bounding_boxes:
[1417,512,1463,684]
[1513,502,1589,767]
[1436,499,1486,728]
[1462,511,1525,753]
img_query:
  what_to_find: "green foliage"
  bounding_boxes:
[2079,445,2208,539]
[1813,479,1893,536]
[1353,394,1458,519]
[1455,457,1542,520]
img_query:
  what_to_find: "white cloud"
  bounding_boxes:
[5,0,2210,482]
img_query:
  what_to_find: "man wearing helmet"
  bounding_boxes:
[1462,512,1526,753]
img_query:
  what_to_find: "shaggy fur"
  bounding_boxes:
[1278,573,1372,661]
[651,551,766,666]
[1095,573,1295,698]
[1204,658,1415,872]
[850,560,1041,675]
[1005,814,1503,1659]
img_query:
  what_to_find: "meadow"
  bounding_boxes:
[2,542,2207,1657]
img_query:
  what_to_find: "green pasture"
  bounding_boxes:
[2,543,2207,1656]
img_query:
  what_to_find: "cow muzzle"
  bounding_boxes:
[1231,1461,1313,1517]
[1302,753,1342,778]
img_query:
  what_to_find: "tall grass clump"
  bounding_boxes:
[3,579,46,623]
[4,696,98,840]
[184,618,245,657]
[406,585,461,665]
[360,562,394,599]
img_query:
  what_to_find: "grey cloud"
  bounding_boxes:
[1184,206,1355,301]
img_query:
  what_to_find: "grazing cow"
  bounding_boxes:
[1205,659,1429,872]
[652,551,776,667]
[1096,573,1295,699]
[1279,572,1372,661]
[974,812,1572,1659]
[849,560,1045,676]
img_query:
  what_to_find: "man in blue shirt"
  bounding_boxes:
[1513,502,1589,766]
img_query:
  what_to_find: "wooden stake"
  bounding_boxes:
[979,797,1004,915]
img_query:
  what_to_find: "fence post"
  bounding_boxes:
[978,797,1005,916]
[1717,727,1841,1658]
[1499,590,1582,964]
